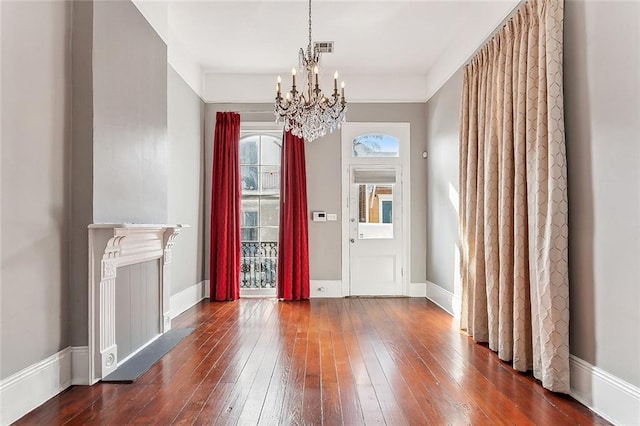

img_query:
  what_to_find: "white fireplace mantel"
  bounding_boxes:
[87,223,188,384]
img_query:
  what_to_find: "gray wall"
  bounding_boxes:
[92,0,168,224]
[1,0,204,379]
[168,67,205,295]
[0,0,71,379]
[203,103,428,283]
[115,261,161,360]
[313,103,428,282]
[424,0,640,388]
[564,0,640,387]
[425,69,463,293]
[70,0,172,346]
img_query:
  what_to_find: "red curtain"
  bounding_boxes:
[210,112,241,301]
[277,131,310,300]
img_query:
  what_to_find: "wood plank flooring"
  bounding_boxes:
[15,298,608,425]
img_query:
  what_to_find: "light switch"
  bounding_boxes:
[327,213,338,221]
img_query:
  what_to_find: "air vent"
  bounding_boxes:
[314,41,334,53]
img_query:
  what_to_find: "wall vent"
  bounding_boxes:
[314,41,334,53]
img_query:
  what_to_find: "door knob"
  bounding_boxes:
[350,238,355,243]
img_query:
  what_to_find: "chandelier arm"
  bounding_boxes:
[324,98,338,108]
[275,103,293,113]
[329,109,346,120]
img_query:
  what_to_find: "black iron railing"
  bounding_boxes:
[240,242,278,289]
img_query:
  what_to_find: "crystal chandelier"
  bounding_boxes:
[274,0,347,142]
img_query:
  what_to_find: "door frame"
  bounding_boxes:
[341,122,411,297]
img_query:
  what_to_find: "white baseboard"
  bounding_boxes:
[409,282,427,298]
[310,280,342,298]
[426,280,459,317]
[70,346,90,385]
[0,348,72,425]
[308,281,427,298]
[570,355,640,425]
[169,280,207,320]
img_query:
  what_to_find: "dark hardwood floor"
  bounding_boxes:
[15,298,607,425]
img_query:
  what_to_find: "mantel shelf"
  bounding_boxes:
[88,223,190,229]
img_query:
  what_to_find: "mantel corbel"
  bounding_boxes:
[162,227,182,265]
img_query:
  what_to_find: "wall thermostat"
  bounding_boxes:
[312,211,327,222]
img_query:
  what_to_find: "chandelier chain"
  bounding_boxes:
[308,0,312,51]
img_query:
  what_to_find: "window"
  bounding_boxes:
[352,133,400,158]
[240,133,282,290]
[356,184,394,239]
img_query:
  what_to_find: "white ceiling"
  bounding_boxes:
[133,0,520,103]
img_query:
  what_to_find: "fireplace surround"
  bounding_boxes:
[87,224,186,384]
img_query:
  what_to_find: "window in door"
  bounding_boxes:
[356,184,394,239]
[239,133,281,291]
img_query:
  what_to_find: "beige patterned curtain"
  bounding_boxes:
[459,0,569,393]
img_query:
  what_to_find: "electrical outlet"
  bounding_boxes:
[327,213,337,221]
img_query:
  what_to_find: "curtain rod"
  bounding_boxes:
[229,110,273,114]
[462,0,527,68]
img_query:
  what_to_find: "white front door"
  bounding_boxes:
[348,167,403,296]
[341,123,411,297]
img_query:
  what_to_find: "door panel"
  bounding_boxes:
[355,256,396,282]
